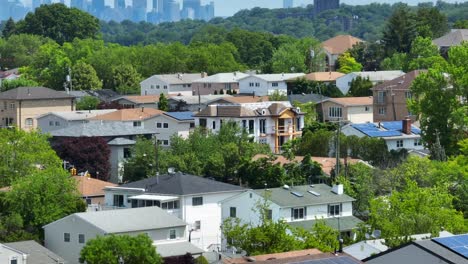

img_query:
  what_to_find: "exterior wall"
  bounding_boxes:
[143,116,193,146]
[141,77,170,96]
[118,226,186,242]
[335,74,356,95]
[347,105,373,123]
[365,244,451,264]
[0,245,26,264]
[44,215,105,264]
[238,77,287,96]
[192,82,240,95]
[373,89,413,122]
[37,115,85,133]
[0,98,74,131]
[109,144,132,183]
[279,201,353,222]
[169,84,195,96]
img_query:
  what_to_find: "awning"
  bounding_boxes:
[288,216,363,231]
[154,241,205,257]
[128,194,178,202]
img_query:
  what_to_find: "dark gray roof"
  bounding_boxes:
[121,172,244,195]
[414,240,467,264]
[48,121,156,137]
[433,29,468,47]
[4,240,66,264]
[155,241,204,257]
[0,87,75,100]
[288,216,363,231]
[288,93,330,104]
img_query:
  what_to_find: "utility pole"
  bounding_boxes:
[335,120,340,178]
[66,67,73,92]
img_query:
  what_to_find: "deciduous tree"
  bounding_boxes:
[347,76,373,96]
[337,52,362,74]
[158,93,169,111]
[72,61,102,90]
[112,64,141,95]
[76,96,101,110]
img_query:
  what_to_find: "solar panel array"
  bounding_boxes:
[433,234,468,258]
[352,123,402,138]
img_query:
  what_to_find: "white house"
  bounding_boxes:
[0,243,28,264]
[238,73,305,96]
[192,72,249,95]
[221,184,362,238]
[341,119,424,151]
[195,101,304,153]
[336,71,405,95]
[317,96,373,123]
[43,207,204,264]
[141,73,206,96]
[37,109,117,133]
[103,171,245,251]
[1,240,66,264]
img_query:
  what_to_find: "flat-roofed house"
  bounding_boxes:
[37,109,117,133]
[192,72,249,95]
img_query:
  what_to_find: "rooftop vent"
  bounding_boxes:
[168,167,176,174]
[308,190,321,196]
[283,184,290,190]
[291,191,303,197]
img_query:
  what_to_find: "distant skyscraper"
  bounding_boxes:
[313,0,339,14]
[164,0,180,22]
[71,0,87,10]
[133,0,148,21]
[91,0,105,16]
[152,0,163,12]
[115,0,126,9]
[182,0,200,19]
[283,0,293,8]
[32,0,42,10]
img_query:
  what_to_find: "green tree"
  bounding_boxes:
[453,20,468,29]
[268,90,287,101]
[0,77,39,91]
[337,52,362,74]
[1,18,16,38]
[16,4,99,44]
[158,93,169,111]
[238,157,286,189]
[407,37,446,71]
[0,34,49,69]
[380,53,407,71]
[271,42,306,73]
[112,64,141,95]
[76,96,100,110]
[123,137,158,183]
[347,76,373,96]
[348,42,386,71]
[79,234,163,264]
[382,5,417,54]
[72,61,102,90]
[416,7,448,38]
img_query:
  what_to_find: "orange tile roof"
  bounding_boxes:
[304,72,345,82]
[223,249,323,264]
[90,108,164,121]
[322,35,364,55]
[324,96,373,106]
[253,154,361,176]
[73,176,117,197]
[121,95,161,104]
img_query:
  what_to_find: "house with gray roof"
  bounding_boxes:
[37,109,117,133]
[192,72,249,95]
[103,171,245,251]
[168,94,232,112]
[221,184,362,240]
[2,240,66,264]
[141,73,207,97]
[336,71,405,95]
[433,29,468,55]
[44,206,204,264]
[238,73,305,96]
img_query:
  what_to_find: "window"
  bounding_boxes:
[64,233,70,242]
[328,204,341,216]
[169,229,176,239]
[9,103,15,109]
[396,140,403,148]
[208,84,211,88]
[123,148,131,159]
[78,234,85,244]
[248,120,254,134]
[255,82,260,87]
[3,102,6,110]
[163,85,168,89]
[151,85,154,89]
[199,119,207,128]
[133,121,142,127]
[204,83,207,88]
[377,91,386,103]
[192,196,203,206]
[183,84,186,88]
[259,138,268,144]
[365,106,370,111]
[86,198,92,205]
[163,123,168,128]
[225,83,232,89]
[25,118,33,127]
[378,107,387,115]
[242,120,247,129]
[212,121,216,130]
[405,91,412,99]
[55,121,60,126]
[249,82,254,87]
[190,122,195,128]
[188,84,191,87]
[329,106,342,118]
[194,220,201,230]
[157,122,162,128]
[259,119,266,134]
[10,258,17,264]
[230,207,237,218]
[163,140,169,146]
[267,210,273,220]
[414,139,422,146]
[162,200,179,209]
[156,85,160,89]
[291,207,305,220]
[113,194,124,207]
[49,121,54,126]
[272,82,278,87]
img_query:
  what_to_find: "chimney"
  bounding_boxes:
[201,72,207,78]
[402,118,411,135]
[332,184,343,195]
[141,107,145,112]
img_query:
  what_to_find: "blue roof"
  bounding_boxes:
[164,112,194,121]
[433,234,468,258]
[351,121,420,138]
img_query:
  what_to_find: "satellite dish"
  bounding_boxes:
[168,167,175,174]
[373,230,381,239]
[365,233,370,240]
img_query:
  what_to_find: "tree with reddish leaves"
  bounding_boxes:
[52,137,111,181]
[97,101,124,110]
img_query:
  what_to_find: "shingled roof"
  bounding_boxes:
[433,29,468,48]
[322,35,364,55]
[90,108,164,121]
[0,87,75,100]
[372,70,426,92]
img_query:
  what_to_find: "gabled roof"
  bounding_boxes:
[49,121,156,137]
[239,73,305,82]
[288,93,329,104]
[120,172,244,196]
[303,72,345,82]
[339,71,405,82]
[90,108,164,121]
[169,94,232,105]
[372,70,426,91]
[195,101,295,118]
[253,184,355,207]
[155,241,205,257]
[37,109,118,121]
[321,96,373,106]
[163,111,194,121]
[0,87,75,100]
[193,72,249,83]
[73,176,117,197]
[212,95,270,104]
[3,240,65,264]
[349,121,421,138]
[142,73,204,85]
[113,95,160,104]
[433,29,468,47]
[59,207,187,233]
[344,241,384,260]
[322,35,364,55]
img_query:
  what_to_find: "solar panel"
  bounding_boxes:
[308,190,321,196]
[381,121,402,131]
[433,234,468,258]
[291,191,304,197]
[411,128,421,134]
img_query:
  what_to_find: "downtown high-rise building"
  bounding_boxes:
[163,0,180,22]
[71,0,87,11]
[182,0,200,19]
[115,0,126,9]
[133,0,148,21]
[283,0,293,8]
[313,0,339,14]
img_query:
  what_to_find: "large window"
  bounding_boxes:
[248,120,255,134]
[161,200,179,210]
[328,204,342,217]
[192,196,203,206]
[272,82,278,87]
[163,123,169,128]
[259,119,266,134]
[199,119,207,128]
[396,140,403,148]
[64,233,70,242]
[194,221,201,230]
[329,107,342,118]
[230,207,237,218]
[133,121,142,127]
[78,234,85,244]
[377,91,386,103]
[405,91,412,99]
[414,139,422,146]
[123,148,131,159]
[113,194,124,207]
[10,258,17,264]
[25,118,33,127]
[291,207,305,220]
[378,107,387,115]
[169,229,176,239]
[267,209,273,220]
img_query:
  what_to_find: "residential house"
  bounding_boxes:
[73,175,117,210]
[168,94,232,112]
[238,73,305,96]
[140,73,206,96]
[288,93,330,104]
[221,184,362,238]
[0,68,20,88]
[322,35,364,71]
[111,95,160,109]
[103,171,245,250]
[208,95,270,105]
[317,97,373,123]
[336,71,405,95]
[433,29,468,56]
[363,234,468,264]
[37,109,117,133]
[1,240,66,264]
[341,119,424,151]
[194,101,305,153]
[43,206,204,264]
[68,89,120,103]
[372,70,424,122]
[301,71,345,84]
[0,87,75,130]
[192,72,249,95]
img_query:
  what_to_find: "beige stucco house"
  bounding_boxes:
[0,87,75,131]
[317,96,373,123]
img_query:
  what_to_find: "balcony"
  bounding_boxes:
[274,125,301,135]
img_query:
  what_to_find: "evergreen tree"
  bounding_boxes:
[2,18,16,38]
[382,5,417,55]
[158,93,169,111]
